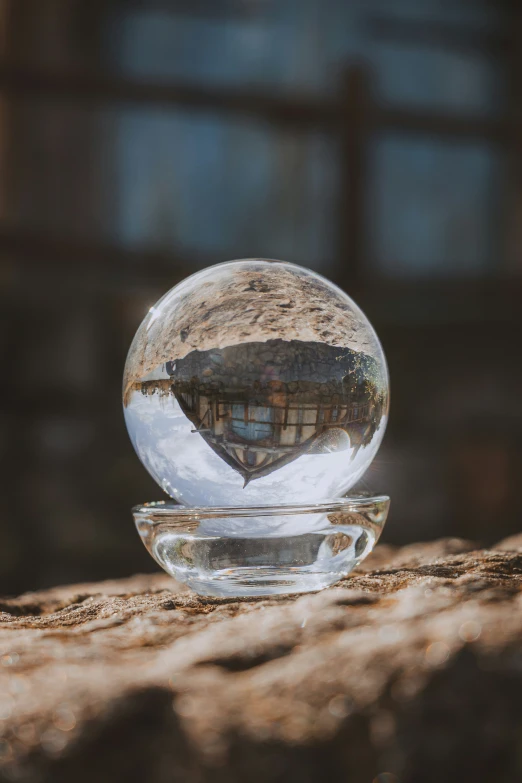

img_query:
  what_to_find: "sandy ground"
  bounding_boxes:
[123,261,383,400]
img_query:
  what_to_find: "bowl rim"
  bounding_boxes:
[132,495,390,518]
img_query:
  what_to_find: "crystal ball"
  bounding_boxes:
[123,259,389,507]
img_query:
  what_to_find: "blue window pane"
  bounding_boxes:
[368,135,501,277]
[116,108,339,270]
[110,2,360,96]
[231,405,273,441]
[373,44,503,116]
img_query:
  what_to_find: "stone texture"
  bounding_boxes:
[169,339,379,388]
[2,537,522,782]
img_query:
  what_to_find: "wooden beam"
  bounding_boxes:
[0,63,513,143]
[0,63,333,129]
[366,15,510,57]
[337,68,369,285]
[374,105,507,143]
[0,224,198,282]
[110,0,258,17]
[0,225,520,326]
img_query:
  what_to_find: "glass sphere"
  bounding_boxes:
[123,259,389,507]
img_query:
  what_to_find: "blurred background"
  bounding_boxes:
[0,0,520,595]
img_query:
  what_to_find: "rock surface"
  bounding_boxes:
[123,260,382,398]
[2,537,522,782]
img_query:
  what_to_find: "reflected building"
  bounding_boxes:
[132,339,387,486]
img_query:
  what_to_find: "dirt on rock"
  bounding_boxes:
[1,536,522,782]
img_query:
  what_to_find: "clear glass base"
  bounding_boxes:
[133,496,389,598]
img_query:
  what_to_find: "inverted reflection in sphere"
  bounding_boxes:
[123,259,389,507]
